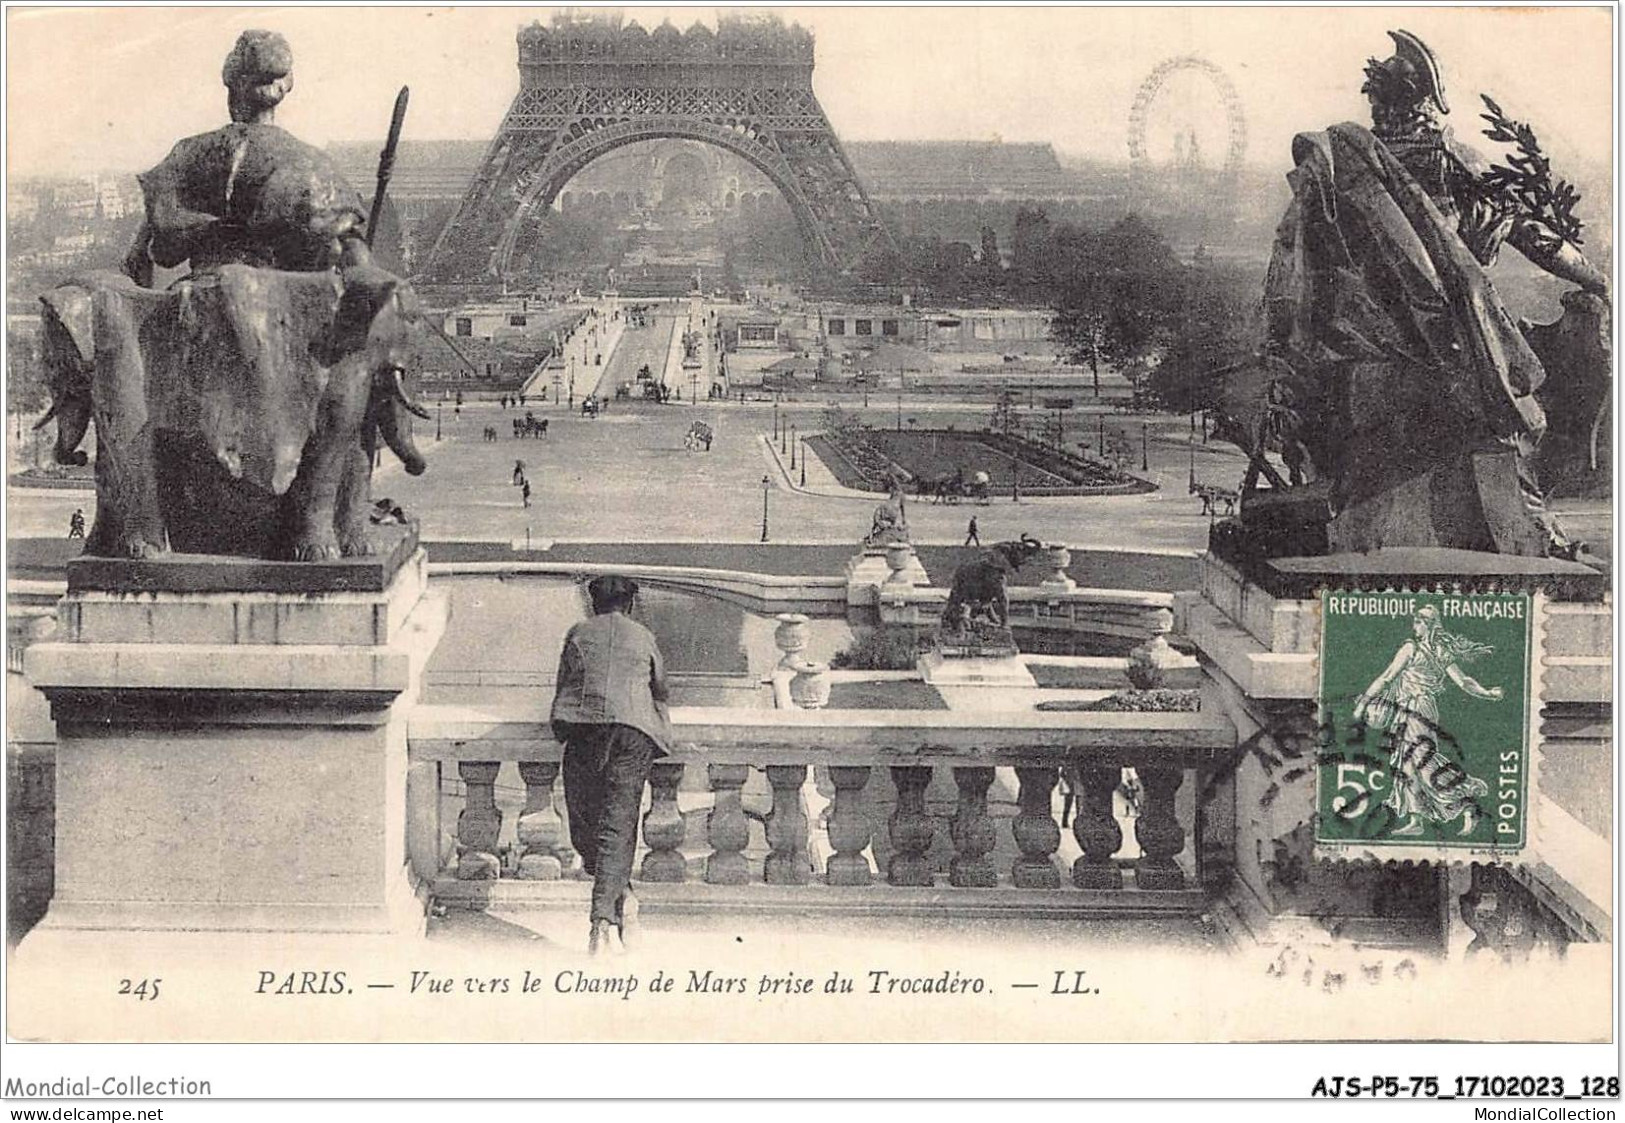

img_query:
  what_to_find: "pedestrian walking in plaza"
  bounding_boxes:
[1012,474,1022,504]
[521,479,532,508]
[964,516,980,546]
[551,575,672,956]
[67,508,85,539]
[513,459,527,486]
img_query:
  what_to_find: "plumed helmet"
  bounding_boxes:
[1385,29,1448,114]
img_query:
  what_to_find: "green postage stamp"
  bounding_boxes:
[1317,590,1537,859]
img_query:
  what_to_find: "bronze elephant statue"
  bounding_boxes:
[38,263,430,560]
[941,534,1045,634]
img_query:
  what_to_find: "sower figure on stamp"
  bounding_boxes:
[1260,30,1609,559]
[551,576,673,955]
[1353,605,1499,837]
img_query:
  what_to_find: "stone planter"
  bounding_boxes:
[1041,544,1077,591]
[884,542,916,585]
[789,661,832,709]
[773,612,810,670]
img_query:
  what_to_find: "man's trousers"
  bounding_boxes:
[559,723,659,924]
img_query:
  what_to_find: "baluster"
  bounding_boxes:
[825,765,873,886]
[456,761,503,880]
[1135,767,1186,890]
[515,761,567,880]
[949,767,998,887]
[1012,766,1062,888]
[764,765,812,885]
[705,763,751,885]
[639,761,687,882]
[888,766,935,887]
[1070,765,1123,890]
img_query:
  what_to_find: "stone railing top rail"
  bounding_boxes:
[879,584,1174,608]
[425,559,844,590]
[407,702,1235,767]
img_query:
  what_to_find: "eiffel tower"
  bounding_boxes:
[421,11,893,283]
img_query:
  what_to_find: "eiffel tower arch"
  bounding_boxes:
[422,13,893,283]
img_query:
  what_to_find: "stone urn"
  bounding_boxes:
[789,661,832,709]
[1041,543,1077,591]
[1126,628,1180,689]
[773,612,811,670]
[884,542,916,585]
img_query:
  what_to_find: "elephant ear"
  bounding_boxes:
[331,265,404,356]
[39,284,96,378]
[198,266,343,495]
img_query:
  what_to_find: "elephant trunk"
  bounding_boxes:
[374,378,427,477]
[42,397,91,467]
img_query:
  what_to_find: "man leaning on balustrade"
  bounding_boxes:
[550,575,673,955]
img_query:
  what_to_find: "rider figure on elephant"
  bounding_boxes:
[124,29,374,284]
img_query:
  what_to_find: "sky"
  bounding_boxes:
[4,5,1614,180]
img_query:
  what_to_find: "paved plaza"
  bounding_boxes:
[9,393,1611,562]
[324,384,1248,553]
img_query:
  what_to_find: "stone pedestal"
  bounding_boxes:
[845,544,929,607]
[20,531,446,948]
[1180,548,1612,955]
[917,650,1036,689]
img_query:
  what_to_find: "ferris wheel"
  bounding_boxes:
[1127,56,1248,188]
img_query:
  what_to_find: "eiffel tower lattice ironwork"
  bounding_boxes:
[422,13,894,283]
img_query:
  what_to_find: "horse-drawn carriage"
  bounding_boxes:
[917,469,991,505]
[1191,481,1237,516]
[581,395,600,418]
[512,414,549,439]
[684,421,714,452]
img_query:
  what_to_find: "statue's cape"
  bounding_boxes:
[138,123,366,271]
[1247,122,1546,481]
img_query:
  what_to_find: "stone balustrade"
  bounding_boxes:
[875,581,1177,645]
[407,704,1233,916]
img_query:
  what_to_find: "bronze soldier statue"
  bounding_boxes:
[124,29,373,283]
[1258,30,1609,560]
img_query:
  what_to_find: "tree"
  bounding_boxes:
[1149,250,1257,413]
[1011,205,1053,298]
[7,326,48,417]
[1048,218,1178,395]
[974,225,1005,299]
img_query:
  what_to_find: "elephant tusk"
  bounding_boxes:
[32,402,59,430]
[390,366,432,420]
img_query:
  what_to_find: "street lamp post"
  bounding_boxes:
[436,401,443,442]
[896,392,902,433]
[790,424,797,470]
[773,400,779,440]
[1141,422,1149,471]
[760,475,771,543]
[799,435,807,487]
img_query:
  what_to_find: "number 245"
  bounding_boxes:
[118,978,161,1001]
